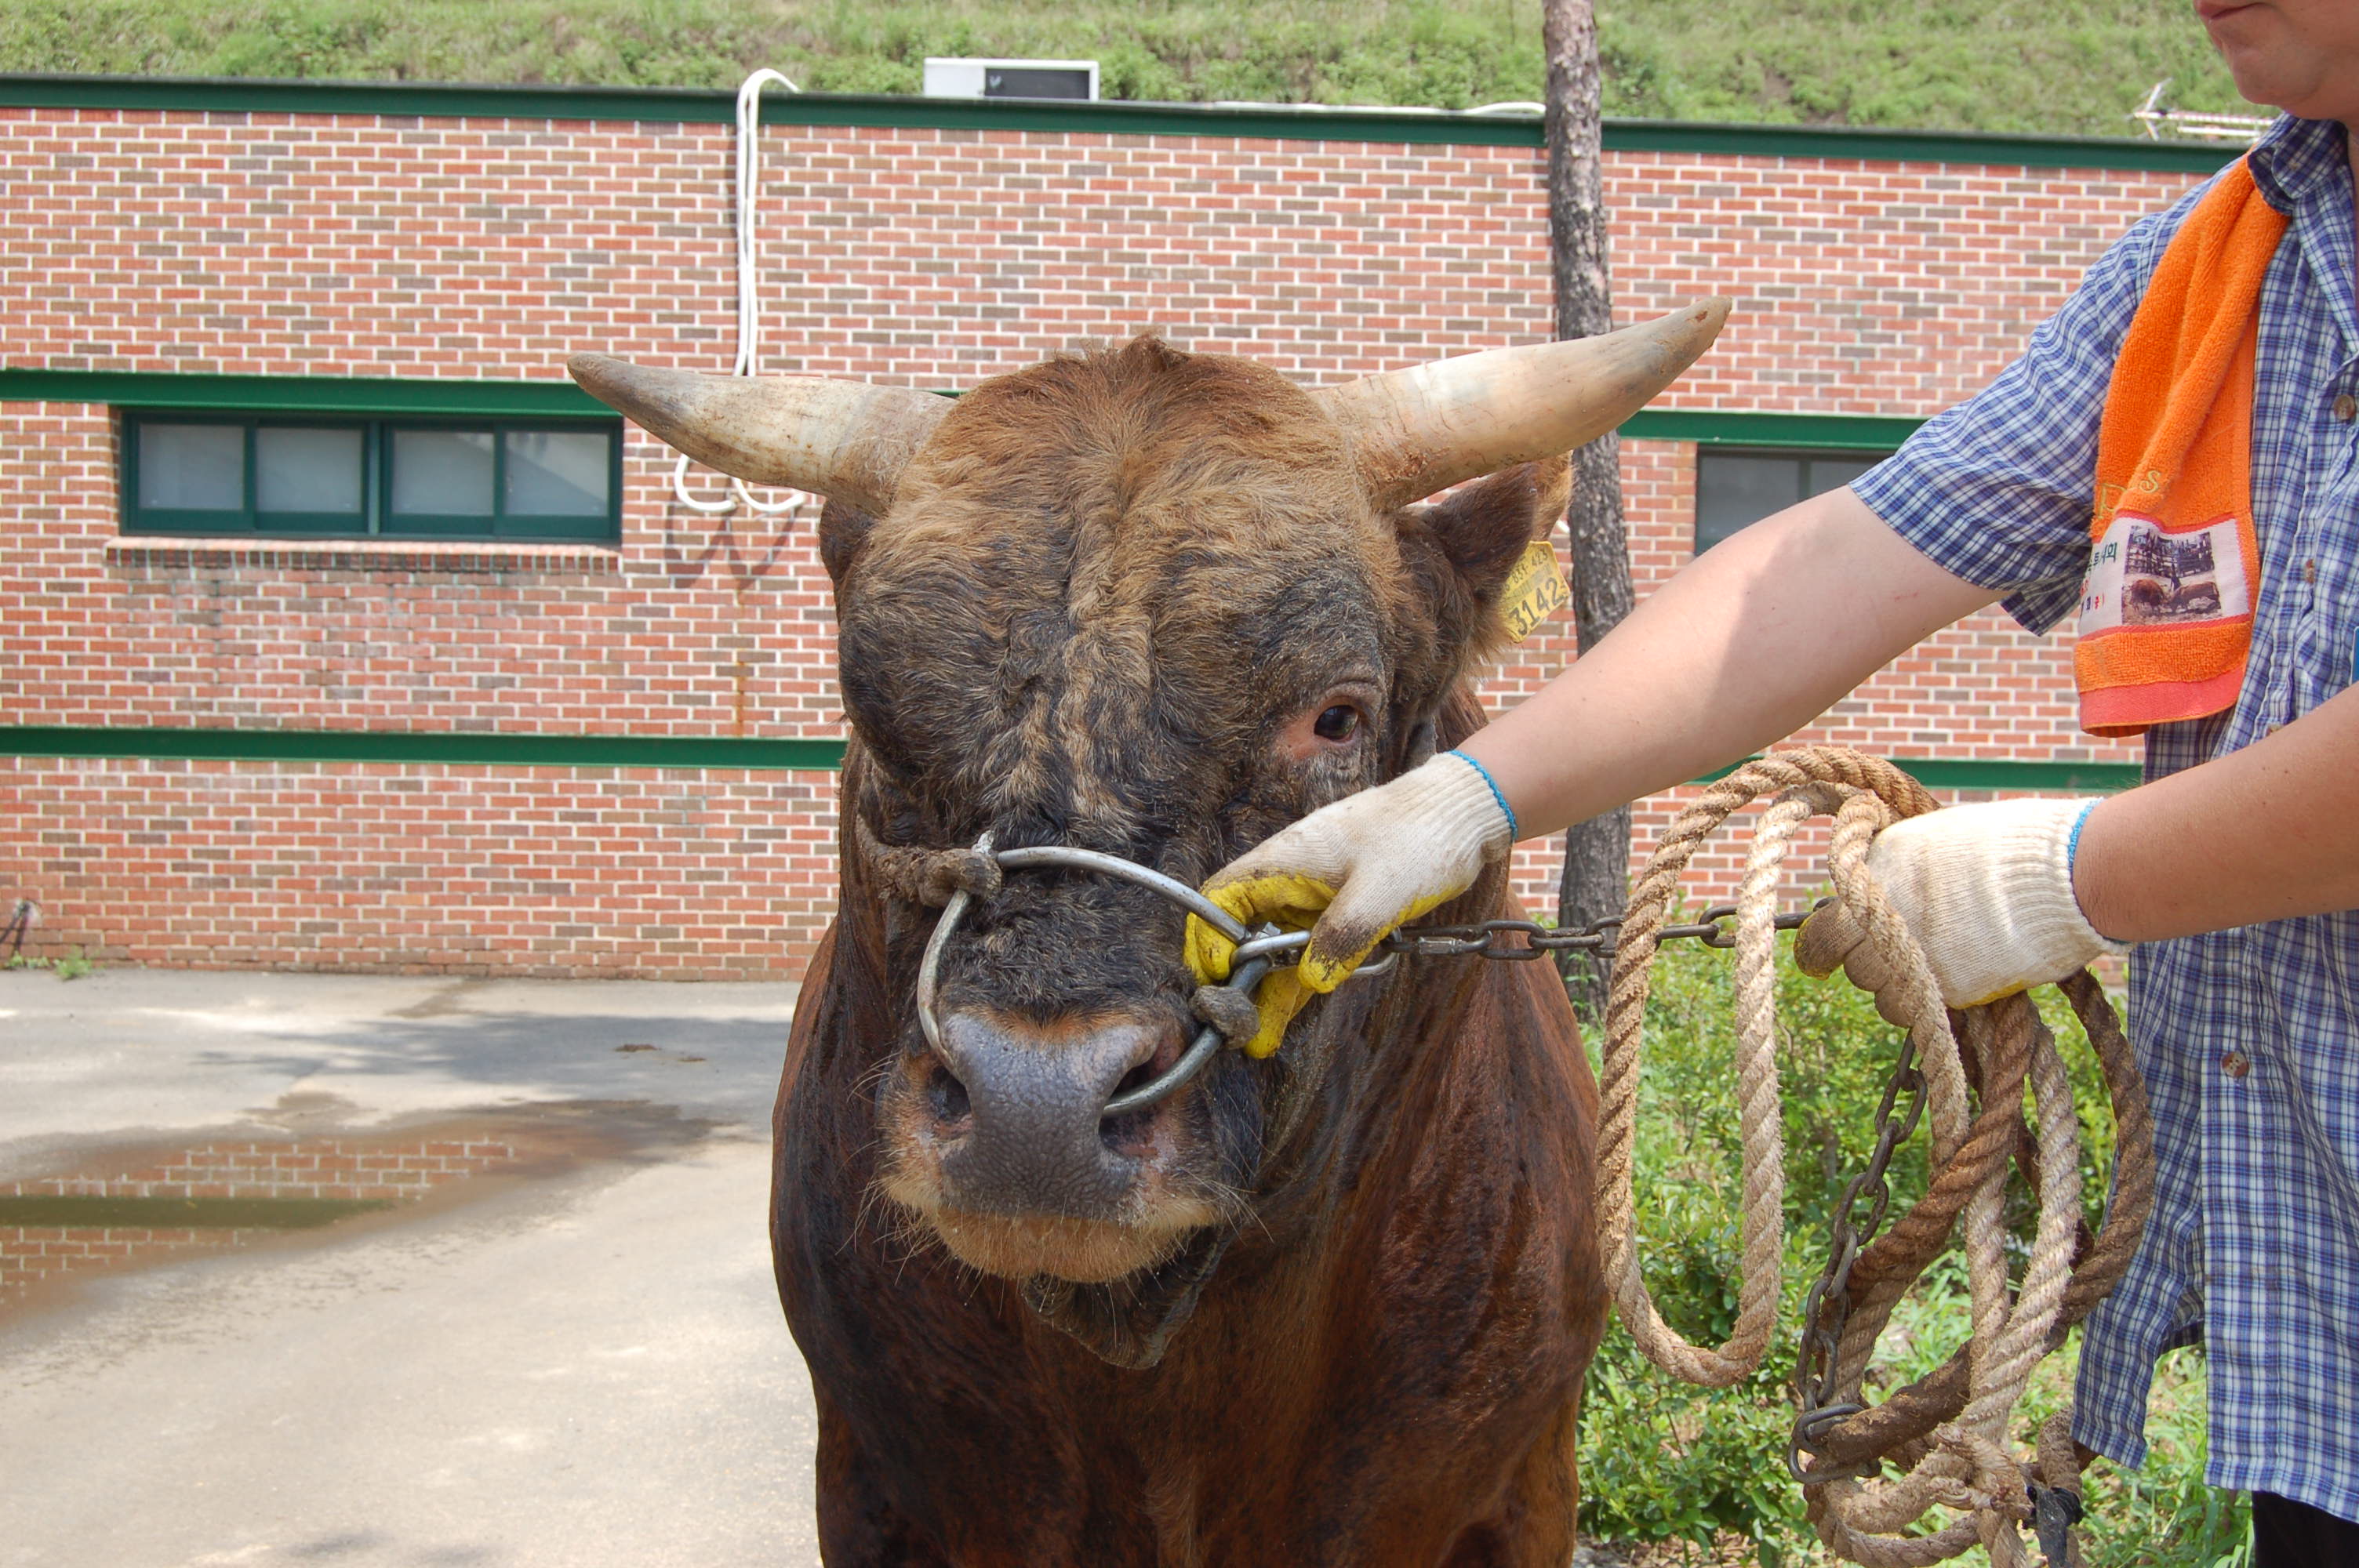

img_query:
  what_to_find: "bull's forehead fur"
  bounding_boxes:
[836,337,1416,847]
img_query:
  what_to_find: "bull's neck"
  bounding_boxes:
[1231,862,1523,1240]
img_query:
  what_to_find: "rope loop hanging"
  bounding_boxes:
[671,67,817,521]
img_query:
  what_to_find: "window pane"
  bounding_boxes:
[391,430,495,515]
[137,423,245,511]
[1695,452,1804,551]
[1803,456,1881,497]
[255,426,363,514]
[503,430,610,516]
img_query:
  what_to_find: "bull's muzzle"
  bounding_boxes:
[930,1011,1171,1218]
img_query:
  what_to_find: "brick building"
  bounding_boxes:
[0,77,2226,979]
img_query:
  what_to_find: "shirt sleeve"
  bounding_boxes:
[1848,178,2215,634]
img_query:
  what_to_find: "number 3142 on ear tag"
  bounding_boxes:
[1499,539,1571,643]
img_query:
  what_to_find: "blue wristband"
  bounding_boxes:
[1444,750,1519,844]
[2065,797,2101,877]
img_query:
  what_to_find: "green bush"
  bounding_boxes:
[1575,930,2248,1565]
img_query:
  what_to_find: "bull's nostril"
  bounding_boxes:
[927,1061,972,1125]
[1100,1092,1157,1150]
[1102,1060,1162,1137]
[1099,1035,1181,1149]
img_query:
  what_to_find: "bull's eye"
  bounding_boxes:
[1312,705,1362,742]
[1276,681,1382,763]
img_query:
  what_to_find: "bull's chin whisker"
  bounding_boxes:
[1172,1168,1259,1240]
[866,1181,971,1287]
[846,1130,913,1259]
[1218,1200,1274,1251]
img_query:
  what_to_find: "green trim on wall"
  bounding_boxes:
[0,726,849,771]
[1880,757,2142,792]
[760,92,1548,147]
[1621,410,1925,449]
[1599,118,2232,173]
[0,368,611,419]
[0,72,2241,172]
[1702,756,2141,792]
[9,369,1925,450]
[1,727,2135,791]
[0,74,751,125]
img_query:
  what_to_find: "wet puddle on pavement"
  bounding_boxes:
[0,1100,711,1319]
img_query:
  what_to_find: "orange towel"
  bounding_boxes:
[2074,158,2287,737]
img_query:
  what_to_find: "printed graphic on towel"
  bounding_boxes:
[2077,512,2249,636]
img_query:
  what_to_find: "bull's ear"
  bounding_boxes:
[817,497,879,593]
[1405,456,1571,613]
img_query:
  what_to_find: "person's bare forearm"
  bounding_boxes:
[2073,682,2359,942]
[1458,486,2000,841]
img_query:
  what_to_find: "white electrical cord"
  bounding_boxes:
[672,67,812,517]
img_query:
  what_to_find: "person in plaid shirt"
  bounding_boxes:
[1190,2,2359,1559]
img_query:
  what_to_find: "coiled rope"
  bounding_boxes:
[1598,746,2154,1567]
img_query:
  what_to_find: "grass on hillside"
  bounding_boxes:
[0,0,2257,139]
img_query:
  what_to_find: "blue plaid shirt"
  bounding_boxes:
[1852,114,2359,1521]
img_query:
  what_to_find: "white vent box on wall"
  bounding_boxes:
[921,58,1100,101]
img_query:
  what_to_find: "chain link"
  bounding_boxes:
[1385,902,1819,962]
[1787,1022,1931,1483]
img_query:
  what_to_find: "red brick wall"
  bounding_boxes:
[5,757,840,976]
[0,104,2205,976]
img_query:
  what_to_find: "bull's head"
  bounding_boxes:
[571,306,1725,1361]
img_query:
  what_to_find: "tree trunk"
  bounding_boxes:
[1543,0,1630,1022]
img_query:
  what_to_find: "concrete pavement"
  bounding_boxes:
[0,967,825,1568]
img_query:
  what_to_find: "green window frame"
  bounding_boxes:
[121,412,624,543]
[1693,445,1895,554]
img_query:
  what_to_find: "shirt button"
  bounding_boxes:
[2304,557,2319,583]
[2222,1051,2252,1078]
[2337,394,2359,423]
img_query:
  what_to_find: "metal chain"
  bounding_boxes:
[1787,1023,1931,1483]
[1387,902,1819,962]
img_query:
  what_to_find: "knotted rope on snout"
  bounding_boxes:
[856,814,1001,906]
[1596,746,2153,1568]
[1187,984,1265,1050]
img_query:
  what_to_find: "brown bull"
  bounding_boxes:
[571,303,1725,1566]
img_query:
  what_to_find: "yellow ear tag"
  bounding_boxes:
[1498,539,1570,643]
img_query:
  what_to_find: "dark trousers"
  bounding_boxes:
[2255,1492,2359,1568]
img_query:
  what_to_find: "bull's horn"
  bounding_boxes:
[1318,299,1730,508]
[567,354,951,517]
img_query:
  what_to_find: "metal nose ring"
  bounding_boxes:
[910,832,1377,1119]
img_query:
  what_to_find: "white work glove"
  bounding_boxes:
[1794,797,2130,1022]
[1186,751,1517,1057]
